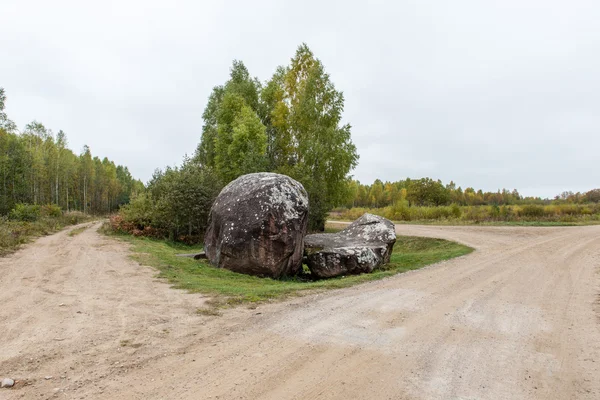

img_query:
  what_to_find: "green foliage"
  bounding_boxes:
[62,211,88,225]
[345,175,600,221]
[334,203,600,225]
[214,101,267,182]
[519,204,544,218]
[68,225,88,237]
[196,44,359,231]
[265,44,358,230]
[196,61,263,168]
[406,178,450,206]
[0,88,142,215]
[115,159,223,242]
[119,192,154,228]
[0,211,92,256]
[9,203,41,222]
[451,203,462,218]
[41,204,62,218]
[345,178,526,209]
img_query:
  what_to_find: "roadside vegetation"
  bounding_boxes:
[68,225,89,237]
[0,204,90,256]
[332,203,600,225]
[335,178,600,225]
[105,224,472,306]
[0,87,141,255]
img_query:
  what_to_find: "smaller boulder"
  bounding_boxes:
[304,214,396,278]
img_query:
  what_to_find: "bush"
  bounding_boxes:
[41,204,62,218]
[500,205,514,220]
[9,203,41,222]
[451,203,462,219]
[63,211,88,225]
[119,192,155,229]
[110,162,223,243]
[519,204,545,218]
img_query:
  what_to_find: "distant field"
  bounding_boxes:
[331,203,600,226]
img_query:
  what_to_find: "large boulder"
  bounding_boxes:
[204,173,309,278]
[304,213,396,278]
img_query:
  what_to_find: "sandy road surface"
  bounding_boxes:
[0,222,599,400]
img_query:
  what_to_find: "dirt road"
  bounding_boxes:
[0,222,599,400]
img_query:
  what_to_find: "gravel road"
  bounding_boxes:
[0,222,598,399]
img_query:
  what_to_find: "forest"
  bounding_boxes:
[345,177,600,208]
[336,178,600,224]
[0,87,143,216]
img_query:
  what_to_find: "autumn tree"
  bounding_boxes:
[196,45,359,230]
[0,89,141,215]
[260,45,359,229]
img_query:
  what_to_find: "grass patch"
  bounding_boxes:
[69,226,88,237]
[107,226,472,306]
[0,212,92,257]
[196,307,223,316]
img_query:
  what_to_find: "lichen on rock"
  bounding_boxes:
[303,213,396,278]
[204,172,309,278]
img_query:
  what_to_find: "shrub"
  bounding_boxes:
[119,192,155,229]
[9,203,41,222]
[63,211,88,225]
[451,203,462,219]
[41,204,62,218]
[500,205,514,220]
[0,209,91,256]
[463,206,489,222]
[490,204,500,219]
[519,204,545,218]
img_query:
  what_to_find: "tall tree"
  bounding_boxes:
[196,61,263,169]
[264,44,359,229]
[195,45,359,230]
[0,88,17,133]
[0,89,142,215]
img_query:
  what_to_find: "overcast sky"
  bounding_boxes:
[1,0,599,198]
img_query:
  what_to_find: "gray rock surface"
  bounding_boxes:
[204,173,309,278]
[304,213,396,278]
[1,378,14,388]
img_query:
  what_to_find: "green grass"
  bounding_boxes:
[109,228,473,307]
[68,225,88,237]
[0,212,92,256]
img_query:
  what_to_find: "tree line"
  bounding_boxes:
[345,178,600,209]
[0,87,143,215]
